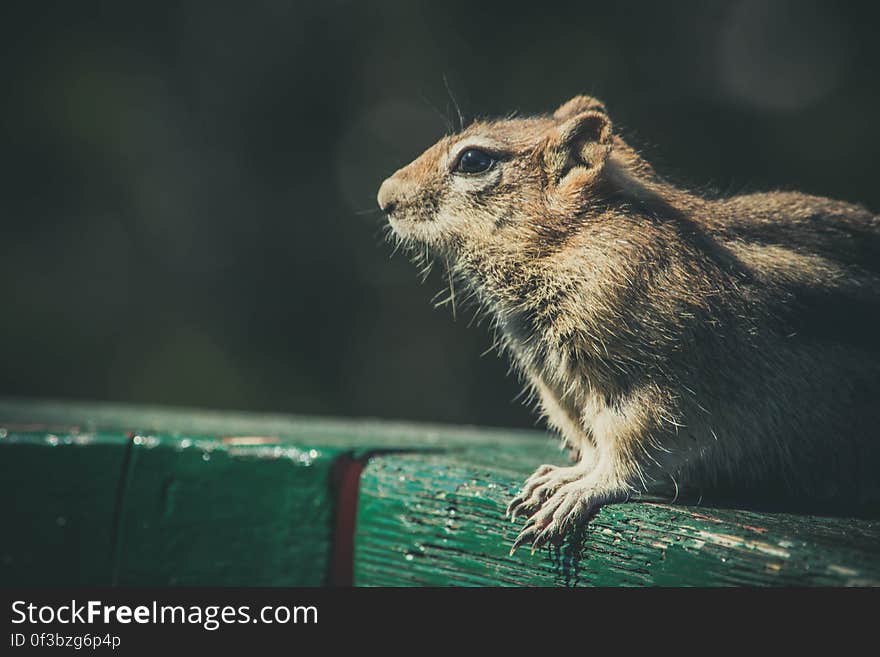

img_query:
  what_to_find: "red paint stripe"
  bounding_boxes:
[329,453,366,587]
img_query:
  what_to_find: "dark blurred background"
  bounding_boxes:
[2,1,878,429]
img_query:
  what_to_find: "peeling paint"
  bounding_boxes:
[827,564,859,577]
[695,530,792,559]
[354,452,877,586]
[221,435,280,445]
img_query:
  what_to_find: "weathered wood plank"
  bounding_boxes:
[0,428,130,586]
[0,399,549,586]
[3,399,879,586]
[354,451,880,586]
[0,400,352,586]
[115,433,343,586]
[0,398,544,454]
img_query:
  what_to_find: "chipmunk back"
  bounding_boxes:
[377,95,880,553]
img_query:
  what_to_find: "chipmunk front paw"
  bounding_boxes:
[508,478,628,555]
[505,461,593,521]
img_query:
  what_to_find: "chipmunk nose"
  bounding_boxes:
[377,176,402,214]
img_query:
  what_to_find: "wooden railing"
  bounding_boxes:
[1,399,877,586]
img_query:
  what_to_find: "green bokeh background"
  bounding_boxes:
[2,1,878,429]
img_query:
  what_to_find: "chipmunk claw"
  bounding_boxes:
[509,479,617,555]
[506,480,552,521]
[531,524,557,553]
[506,464,557,516]
[505,495,527,520]
[511,517,558,555]
[509,518,539,555]
[506,461,594,523]
[505,495,524,519]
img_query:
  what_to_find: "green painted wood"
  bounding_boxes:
[354,451,880,586]
[115,433,343,586]
[4,399,879,586]
[0,398,545,455]
[0,428,130,586]
[0,400,353,586]
[0,398,550,586]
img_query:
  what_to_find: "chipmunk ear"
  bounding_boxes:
[552,95,607,120]
[543,108,613,190]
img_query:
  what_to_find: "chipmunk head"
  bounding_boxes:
[377,95,613,253]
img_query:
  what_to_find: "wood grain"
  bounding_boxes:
[355,451,880,586]
[2,399,878,586]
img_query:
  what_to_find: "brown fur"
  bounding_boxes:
[377,96,880,552]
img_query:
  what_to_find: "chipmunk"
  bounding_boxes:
[377,95,880,554]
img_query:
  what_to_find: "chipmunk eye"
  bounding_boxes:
[454,148,495,174]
